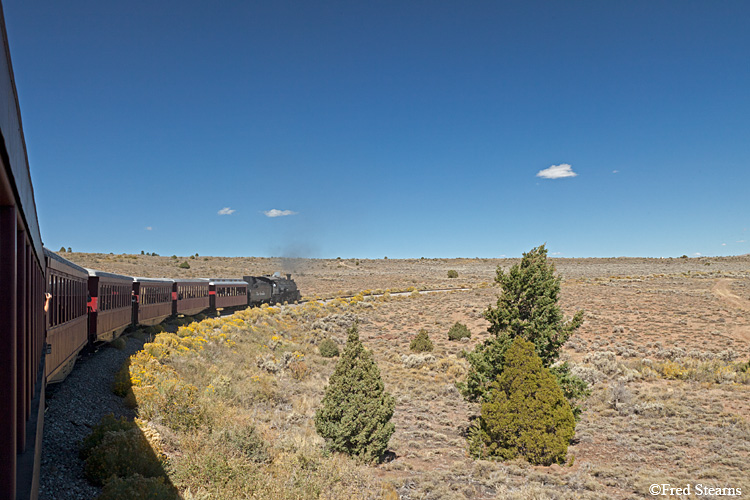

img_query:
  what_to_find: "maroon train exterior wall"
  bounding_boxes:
[174,280,210,316]
[133,279,173,326]
[0,2,47,497]
[87,272,133,343]
[44,252,88,383]
[209,281,248,309]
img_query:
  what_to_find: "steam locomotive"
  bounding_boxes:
[45,247,302,383]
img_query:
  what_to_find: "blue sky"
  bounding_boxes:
[4,1,749,258]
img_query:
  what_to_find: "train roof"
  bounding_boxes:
[133,277,174,284]
[86,269,134,281]
[43,248,87,274]
[243,275,270,281]
[172,278,210,283]
[209,278,248,285]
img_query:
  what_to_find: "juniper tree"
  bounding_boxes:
[314,324,395,463]
[460,245,586,413]
[410,329,433,352]
[470,337,575,465]
[447,321,471,341]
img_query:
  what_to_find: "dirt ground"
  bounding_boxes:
[62,251,750,498]
[348,285,749,498]
[64,251,750,358]
[63,252,750,293]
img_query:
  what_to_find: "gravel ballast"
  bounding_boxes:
[39,335,145,500]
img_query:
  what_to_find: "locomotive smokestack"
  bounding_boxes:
[286,273,291,280]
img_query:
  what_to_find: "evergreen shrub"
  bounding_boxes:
[410,329,433,352]
[447,270,458,278]
[314,324,395,463]
[460,245,587,416]
[447,322,471,341]
[470,337,575,465]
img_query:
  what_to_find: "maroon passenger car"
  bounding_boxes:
[173,278,210,316]
[87,269,133,343]
[44,249,88,383]
[209,279,248,309]
[133,278,173,326]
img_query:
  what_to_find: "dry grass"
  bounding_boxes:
[60,252,750,300]
[88,254,750,499]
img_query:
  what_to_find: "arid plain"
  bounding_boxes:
[62,252,750,499]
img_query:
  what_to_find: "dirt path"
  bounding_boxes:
[712,279,750,343]
[712,279,750,311]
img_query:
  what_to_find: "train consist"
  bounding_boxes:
[0,6,302,497]
[45,247,302,383]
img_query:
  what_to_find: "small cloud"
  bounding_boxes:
[218,207,236,215]
[145,226,152,231]
[550,252,562,256]
[722,243,727,246]
[693,252,702,256]
[264,209,297,218]
[536,163,578,179]
[612,170,619,174]
[738,240,746,243]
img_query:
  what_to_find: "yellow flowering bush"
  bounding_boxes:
[104,298,395,497]
[657,360,687,379]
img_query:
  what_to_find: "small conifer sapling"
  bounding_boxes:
[314,324,395,463]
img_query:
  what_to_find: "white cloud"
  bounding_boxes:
[218,207,236,215]
[738,240,746,243]
[550,252,562,256]
[263,209,297,218]
[722,243,727,246]
[693,252,702,256]
[612,170,619,174]
[536,163,578,179]
[145,226,152,231]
